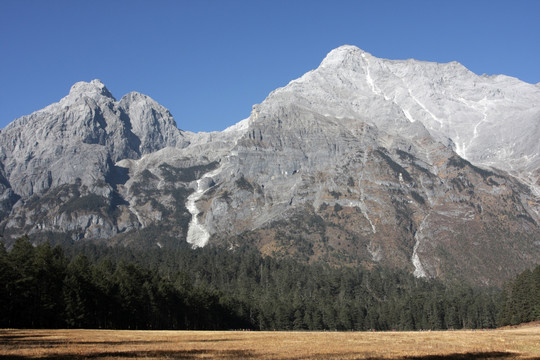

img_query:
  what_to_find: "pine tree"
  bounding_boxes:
[0,242,12,327]
[8,236,38,327]
[91,258,118,328]
[33,242,67,328]
[63,254,96,328]
[532,266,540,320]
[114,261,150,329]
[511,269,535,324]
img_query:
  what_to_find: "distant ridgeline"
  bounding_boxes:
[2,236,538,331]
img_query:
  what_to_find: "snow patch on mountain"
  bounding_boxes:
[412,215,430,278]
[186,165,224,248]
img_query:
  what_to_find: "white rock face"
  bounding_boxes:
[258,45,540,190]
[185,166,224,248]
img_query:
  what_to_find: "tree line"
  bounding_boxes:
[0,236,247,329]
[1,235,537,330]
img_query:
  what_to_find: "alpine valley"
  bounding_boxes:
[1,45,539,286]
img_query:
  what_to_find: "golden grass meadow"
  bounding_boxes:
[1,325,540,359]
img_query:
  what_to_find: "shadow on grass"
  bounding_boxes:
[0,333,49,341]
[0,350,526,360]
[0,349,257,359]
[396,352,520,360]
[285,351,519,360]
[0,338,166,347]
[190,338,235,343]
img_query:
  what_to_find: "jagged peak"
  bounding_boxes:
[120,91,154,104]
[119,91,172,116]
[68,79,115,101]
[118,91,180,132]
[2,80,116,131]
[319,45,371,68]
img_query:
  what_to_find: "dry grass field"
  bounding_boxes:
[1,325,540,359]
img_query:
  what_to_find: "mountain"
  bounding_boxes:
[0,79,190,238]
[1,46,539,285]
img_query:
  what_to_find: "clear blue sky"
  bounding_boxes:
[1,0,539,132]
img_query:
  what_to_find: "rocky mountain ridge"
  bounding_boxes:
[263,46,540,190]
[1,46,539,285]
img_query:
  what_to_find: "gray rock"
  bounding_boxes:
[0,79,188,237]
[0,47,539,285]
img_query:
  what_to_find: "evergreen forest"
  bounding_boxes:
[1,236,539,331]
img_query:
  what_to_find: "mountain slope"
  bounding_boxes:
[260,46,540,188]
[1,47,539,285]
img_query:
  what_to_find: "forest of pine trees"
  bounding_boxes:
[498,265,540,326]
[0,236,538,330]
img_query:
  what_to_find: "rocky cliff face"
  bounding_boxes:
[1,47,539,285]
[258,46,540,191]
[0,79,189,240]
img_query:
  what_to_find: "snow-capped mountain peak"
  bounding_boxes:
[319,45,371,69]
[258,46,540,184]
